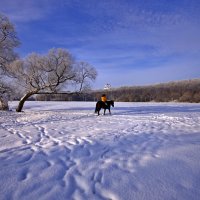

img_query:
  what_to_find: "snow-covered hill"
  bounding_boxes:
[0,101,200,200]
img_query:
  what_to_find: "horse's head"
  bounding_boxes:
[111,100,114,107]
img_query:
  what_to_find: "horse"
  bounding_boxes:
[95,100,114,116]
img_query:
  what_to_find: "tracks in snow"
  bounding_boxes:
[0,108,200,199]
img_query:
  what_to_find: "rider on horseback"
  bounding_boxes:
[101,94,107,106]
[95,96,114,115]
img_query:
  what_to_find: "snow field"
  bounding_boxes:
[0,101,200,200]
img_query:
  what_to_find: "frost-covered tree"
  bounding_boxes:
[75,61,97,92]
[10,48,97,112]
[0,13,20,110]
[0,81,9,110]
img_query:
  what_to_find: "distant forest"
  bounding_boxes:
[35,79,200,103]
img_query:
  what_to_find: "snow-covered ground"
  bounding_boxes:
[0,101,200,200]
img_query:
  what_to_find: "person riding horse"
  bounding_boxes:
[101,94,107,106]
[95,94,114,115]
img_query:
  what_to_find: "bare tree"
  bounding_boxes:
[0,81,10,110]
[10,48,97,112]
[0,13,20,110]
[75,61,97,92]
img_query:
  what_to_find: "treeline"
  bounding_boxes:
[36,79,200,103]
[93,79,200,103]
[35,93,94,102]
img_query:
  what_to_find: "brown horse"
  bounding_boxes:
[95,100,114,115]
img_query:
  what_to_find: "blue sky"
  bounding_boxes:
[1,0,200,89]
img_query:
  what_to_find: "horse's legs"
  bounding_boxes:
[104,109,106,115]
[98,108,101,115]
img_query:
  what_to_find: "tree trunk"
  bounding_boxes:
[16,91,38,112]
[0,98,9,110]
